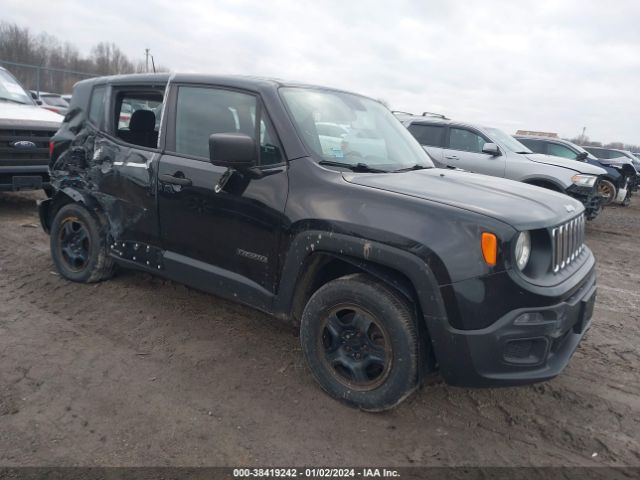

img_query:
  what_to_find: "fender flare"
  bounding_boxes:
[58,186,101,208]
[521,176,566,192]
[38,187,102,233]
[273,230,449,331]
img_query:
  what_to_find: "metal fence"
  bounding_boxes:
[0,59,96,96]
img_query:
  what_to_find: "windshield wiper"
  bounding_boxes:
[393,164,432,172]
[318,160,387,173]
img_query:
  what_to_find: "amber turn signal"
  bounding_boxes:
[481,232,498,266]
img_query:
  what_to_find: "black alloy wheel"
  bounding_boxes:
[300,273,420,411]
[50,203,115,283]
[319,305,391,390]
[57,216,91,272]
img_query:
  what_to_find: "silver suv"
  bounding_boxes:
[397,113,606,220]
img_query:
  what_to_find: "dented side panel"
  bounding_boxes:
[49,85,162,249]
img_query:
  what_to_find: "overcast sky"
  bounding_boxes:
[4,0,639,144]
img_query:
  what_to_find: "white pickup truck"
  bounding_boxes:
[0,66,62,191]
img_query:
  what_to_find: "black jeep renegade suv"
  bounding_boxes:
[39,73,597,411]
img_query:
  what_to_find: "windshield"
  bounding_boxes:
[620,150,638,161]
[0,69,32,105]
[280,87,434,171]
[485,127,532,154]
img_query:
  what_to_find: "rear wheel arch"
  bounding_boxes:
[44,188,105,232]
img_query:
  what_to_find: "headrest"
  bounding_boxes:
[129,109,156,132]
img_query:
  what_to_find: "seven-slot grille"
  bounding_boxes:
[0,128,56,167]
[551,214,585,273]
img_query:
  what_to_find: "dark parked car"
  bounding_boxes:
[583,146,640,172]
[582,146,640,194]
[583,145,640,164]
[40,74,597,411]
[515,135,634,206]
[0,66,62,191]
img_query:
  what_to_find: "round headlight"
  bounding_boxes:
[514,231,531,271]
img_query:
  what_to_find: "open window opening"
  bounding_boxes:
[114,89,165,149]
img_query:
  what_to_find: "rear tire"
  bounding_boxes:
[300,273,419,411]
[50,203,115,283]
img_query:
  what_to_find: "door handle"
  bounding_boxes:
[159,173,192,186]
[445,155,459,160]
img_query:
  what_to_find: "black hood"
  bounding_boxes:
[343,169,584,230]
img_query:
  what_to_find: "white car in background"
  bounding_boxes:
[30,90,69,116]
[0,67,62,191]
[316,121,387,161]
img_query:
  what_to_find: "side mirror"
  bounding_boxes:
[482,142,500,156]
[35,99,43,106]
[576,152,588,161]
[209,133,256,169]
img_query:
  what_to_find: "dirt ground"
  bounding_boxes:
[0,191,638,468]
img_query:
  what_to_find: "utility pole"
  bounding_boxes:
[145,48,150,72]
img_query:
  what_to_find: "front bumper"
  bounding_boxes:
[429,262,596,387]
[0,165,49,192]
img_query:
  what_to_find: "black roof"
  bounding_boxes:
[76,73,371,98]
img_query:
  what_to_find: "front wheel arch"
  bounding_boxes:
[523,178,565,192]
[275,231,451,323]
[278,235,448,381]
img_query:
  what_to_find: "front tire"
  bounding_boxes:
[50,203,115,283]
[597,179,617,206]
[585,202,601,221]
[300,273,419,411]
